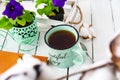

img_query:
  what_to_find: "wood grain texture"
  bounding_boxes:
[92,0,115,61]
[111,0,120,32]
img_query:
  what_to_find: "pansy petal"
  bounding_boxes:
[52,0,66,7]
[6,10,13,18]
[11,12,17,20]
[2,0,24,20]
[15,3,23,9]
[2,10,9,15]
[10,0,16,5]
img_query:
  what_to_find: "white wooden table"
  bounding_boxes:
[0,0,120,80]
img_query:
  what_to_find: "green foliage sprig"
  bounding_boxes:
[0,0,36,30]
[35,0,59,17]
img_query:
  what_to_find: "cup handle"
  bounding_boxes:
[72,47,86,65]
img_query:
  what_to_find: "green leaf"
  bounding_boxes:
[0,16,13,30]
[24,10,30,13]
[37,9,43,15]
[5,0,10,1]
[18,0,22,2]
[36,0,49,8]
[56,7,59,12]
[0,16,9,28]
[80,42,87,51]
[4,0,10,6]
[4,22,13,30]
[22,11,33,22]
[24,14,33,22]
[16,17,26,26]
[35,0,43,7]
[9,18,16,25]
[48,0,55,10]
[42,0,48,3]
[37,6,52,16]
[4,1,9,6]
[49,12,56,16]
[31,11,36,16]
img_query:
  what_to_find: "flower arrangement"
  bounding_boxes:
[0,0,35,30]
[35,0,67,20]
[0,0,39,45]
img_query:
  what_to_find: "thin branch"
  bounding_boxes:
[86,52,94,63]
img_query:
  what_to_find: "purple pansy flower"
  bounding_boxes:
[52,0,67,7]
[3,0,24,20]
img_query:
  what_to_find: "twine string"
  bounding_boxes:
[69,5,83,24]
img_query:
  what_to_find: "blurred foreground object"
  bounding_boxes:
[78,32,120,80]
[0,51,48,74]
[0,54,55,80]
[110,33,120,71]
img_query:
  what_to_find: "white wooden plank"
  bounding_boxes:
[0,30,7,50]
[2,33,19,53]
[92,0,115,61]
[19,40,37,55]
[67,74,81,80]
[21,1,35,10]
[111,0,120,32]
[19,49,36,54]
[36,31,49,57]
[69,0,93,80]
[0,2,5,17]
[47,66,68,80]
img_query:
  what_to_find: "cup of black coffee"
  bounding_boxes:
[45,25,86,68]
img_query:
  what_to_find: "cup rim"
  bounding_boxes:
[44,24,79,50]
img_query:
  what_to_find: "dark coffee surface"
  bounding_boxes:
[48,30,76,50]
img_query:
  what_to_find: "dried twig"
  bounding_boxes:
[69,5,83,24]
[80,42,94,63]
[79,24,83,32]
[86,52,94,63]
